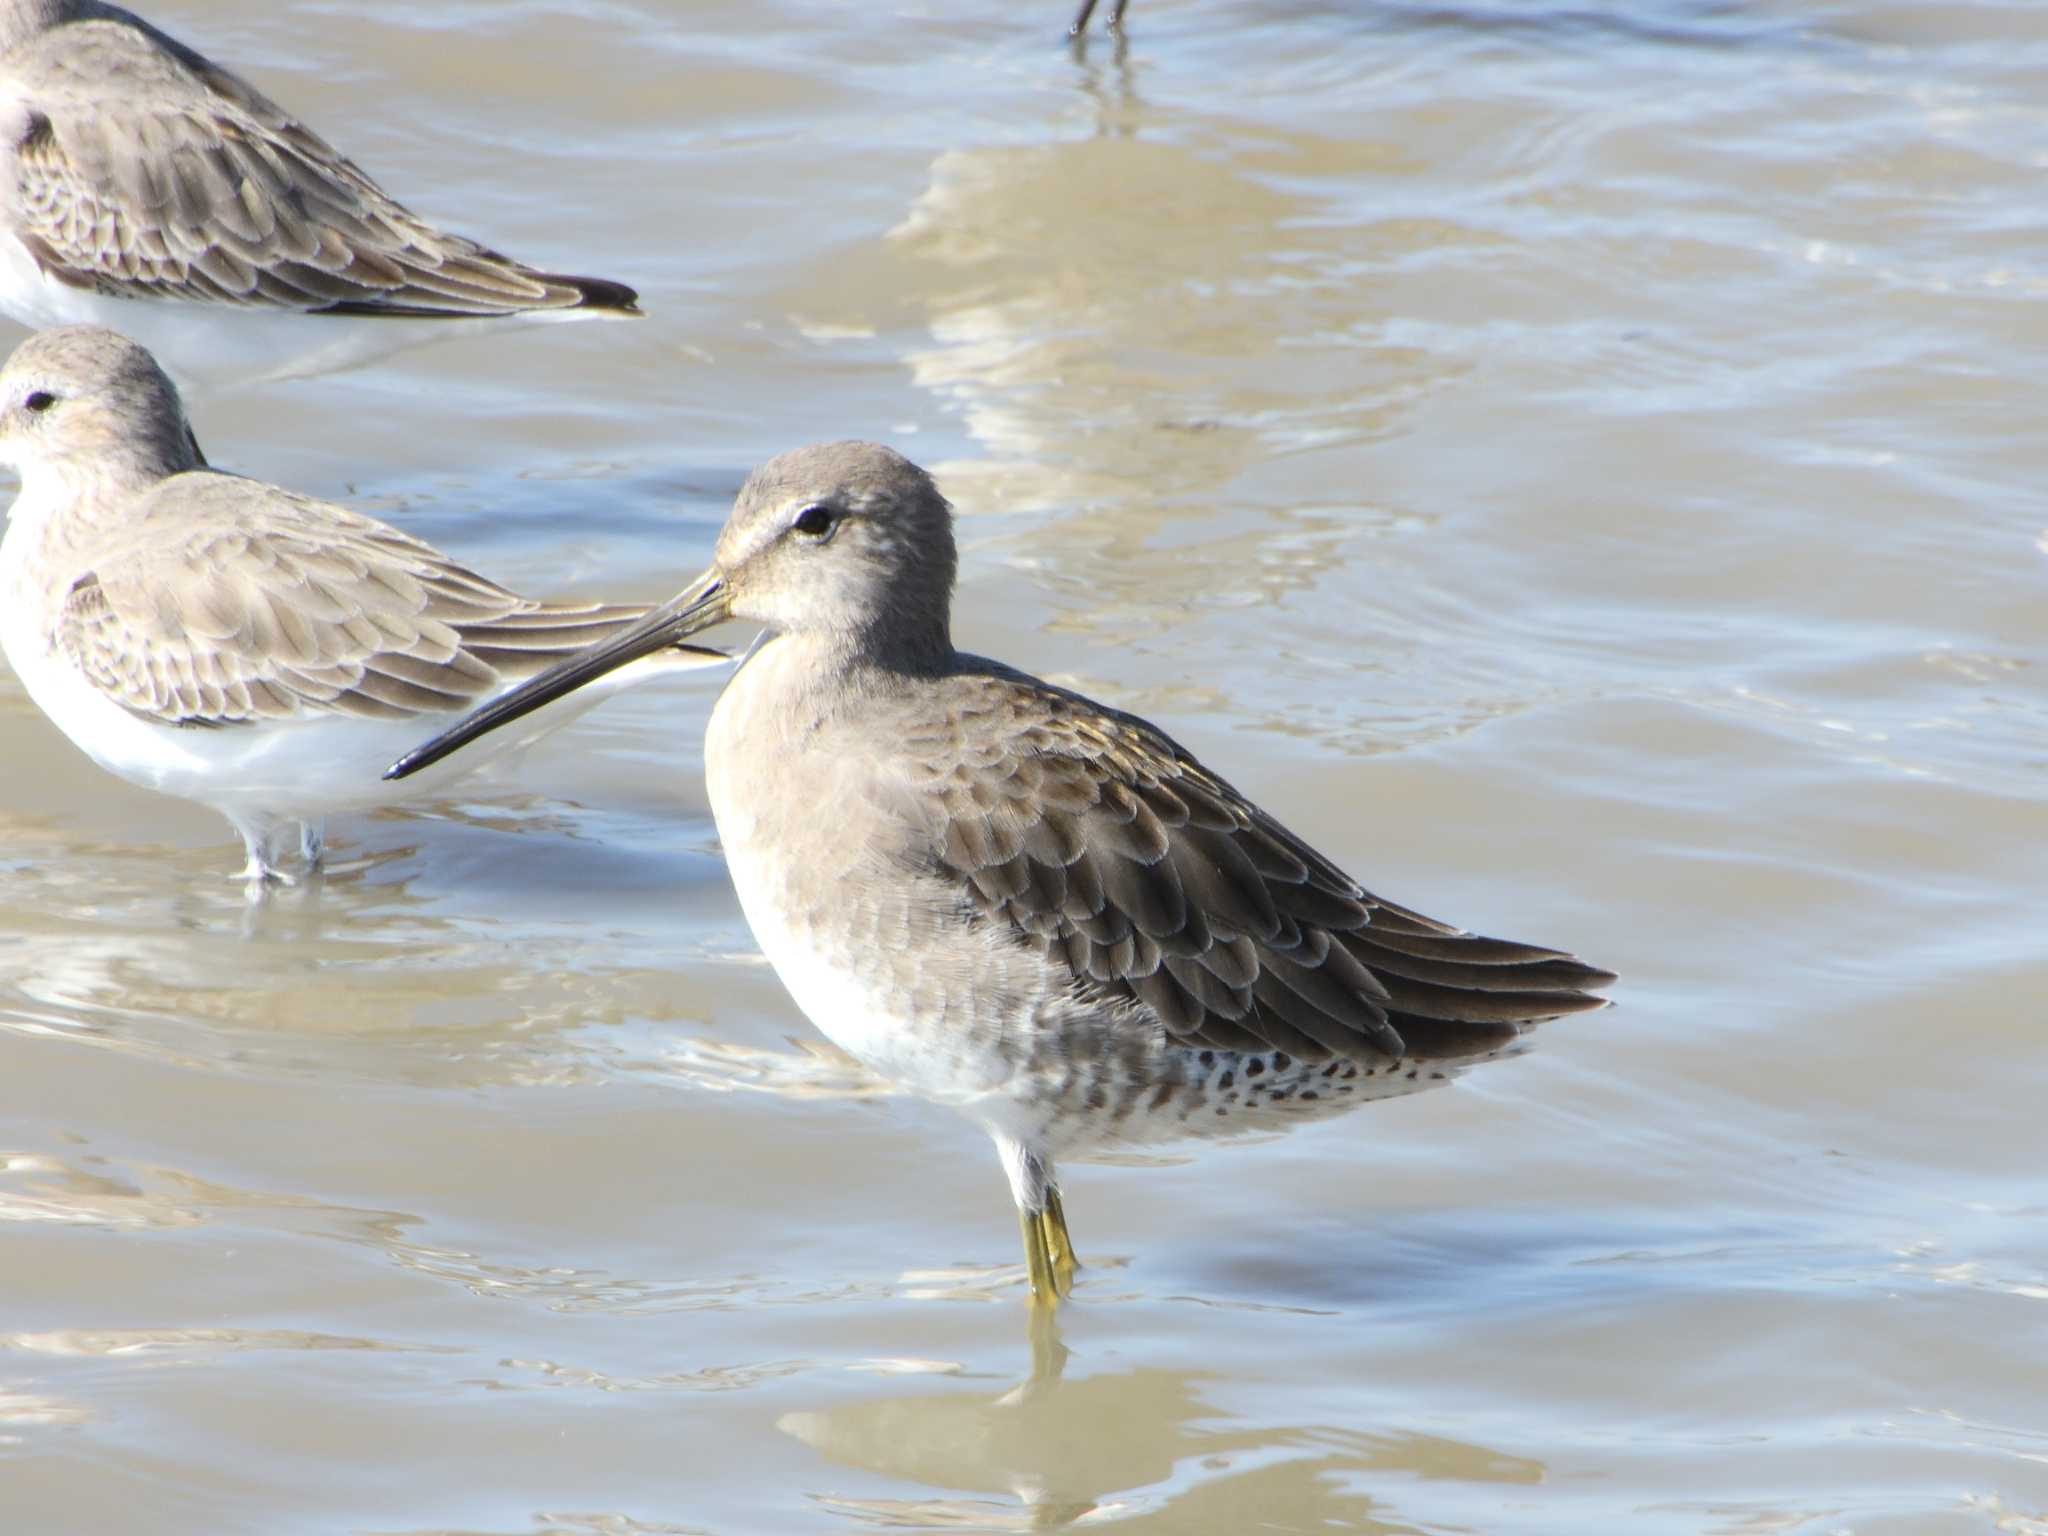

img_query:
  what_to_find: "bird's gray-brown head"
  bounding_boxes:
[0,325,205,494]
[713,441,957,659]
[386,441,961,783]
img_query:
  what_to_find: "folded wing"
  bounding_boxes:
[54,474,659,726]
[910,671,1615,1062]
[5,17,635,315]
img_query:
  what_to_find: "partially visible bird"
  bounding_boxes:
[390,441,1616,1305]
[0,0,641,385]
[1069,0,1132,36]
[0,326,722,885]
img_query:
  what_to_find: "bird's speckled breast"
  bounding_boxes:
[703,632,1047,1100]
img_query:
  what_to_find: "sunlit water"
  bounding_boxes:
[3,1,2045,1531]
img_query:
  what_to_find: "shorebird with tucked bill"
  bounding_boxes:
[391,442,1614,1305]
[0,325,724,885]
[0,0,640,386]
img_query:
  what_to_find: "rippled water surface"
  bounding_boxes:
[4,1,2046,1531]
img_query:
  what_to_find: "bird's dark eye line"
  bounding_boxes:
[24,390,55,413]
[791,502,838,539]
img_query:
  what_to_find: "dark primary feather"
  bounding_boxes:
[904,666,1614,1063]
[5,14,637,316]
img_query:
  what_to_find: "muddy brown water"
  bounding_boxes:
[3,1,2044,1531]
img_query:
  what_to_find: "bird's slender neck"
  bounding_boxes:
[740,621,958,728]
[36,436,195,499]
[749,584,956,685]
[6,422,203,560]
[847,602,955,678]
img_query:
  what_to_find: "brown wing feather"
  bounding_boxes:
[51,472,665,726]
[911,668,1614,1062]
[6,17,636,315]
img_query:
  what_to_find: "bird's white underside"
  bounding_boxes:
[0,233,619,391]
[0,473,712,856]
[0,602,692,829]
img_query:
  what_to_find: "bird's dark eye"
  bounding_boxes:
[791,503,837,540]
[24,390,54,413]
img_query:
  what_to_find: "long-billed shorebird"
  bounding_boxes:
[0,326,723,884]
[0,0,640,385]
[391,442,1614,1303]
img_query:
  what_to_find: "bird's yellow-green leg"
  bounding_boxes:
[1019,1186,1078,1304]
[1020,1206,1057,1303]
[1040,1185,1077,1299]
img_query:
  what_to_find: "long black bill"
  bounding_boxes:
[385,568,731,782]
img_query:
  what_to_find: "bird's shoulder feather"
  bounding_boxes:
[54,472,648,725]
[872,661,1613,1060]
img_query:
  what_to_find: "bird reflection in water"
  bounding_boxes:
[779,1309,1543,1531]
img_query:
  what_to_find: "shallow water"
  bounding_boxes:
[4,0,2046,1530]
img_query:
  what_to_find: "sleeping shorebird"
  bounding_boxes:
[0,0,641,385]
[391,442,1614,1304]
[0,326,723,885]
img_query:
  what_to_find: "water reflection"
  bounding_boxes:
[765,53,1450,632]
[1068,7,1151,126]
[2,0,2043,1525]
[882,132,1442,520]
[782,1311,1542,1531]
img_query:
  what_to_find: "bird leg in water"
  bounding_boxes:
[1021,1185,1079,1303]
[229,818,299,888]
[1042,1184,1078,1295]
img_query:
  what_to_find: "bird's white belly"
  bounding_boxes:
[0,233,98,331]
[706,648,1033,1106]
[0,618,481,818]
[0,232,556,392]
[0,526,678,830]
[0,522,187,791]
[717,814,1023,1103]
